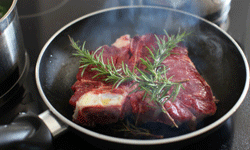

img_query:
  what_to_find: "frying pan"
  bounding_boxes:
[0,6,249,150]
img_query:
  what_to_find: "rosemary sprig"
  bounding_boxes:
[133,31,187,105]
[70,31,189,127]
[117,119,164,139]
[70,37,135,88]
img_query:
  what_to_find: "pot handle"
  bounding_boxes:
[0,111,67,149]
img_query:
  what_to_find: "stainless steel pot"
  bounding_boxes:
[145,0,231,30]
[0,0,29,104]
[106,0,231,30]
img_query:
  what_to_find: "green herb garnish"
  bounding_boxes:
[70,30,189,128]
[115,119,164,139]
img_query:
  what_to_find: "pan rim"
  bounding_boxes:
[35,5,250,145]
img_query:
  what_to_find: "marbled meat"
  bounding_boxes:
[69,34,217,127]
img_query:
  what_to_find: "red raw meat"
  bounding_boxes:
[70,33,217,127]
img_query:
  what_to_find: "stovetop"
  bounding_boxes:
[1,0,250,149]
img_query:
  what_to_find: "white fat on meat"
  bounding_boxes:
[112,34,131,48]
[73,91,125,120]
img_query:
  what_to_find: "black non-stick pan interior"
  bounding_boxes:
[38,7,247,139]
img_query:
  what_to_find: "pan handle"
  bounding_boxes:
[0,111,67,149]
[38,110,68,137]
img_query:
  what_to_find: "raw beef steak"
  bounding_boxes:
[69,33,217,127]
